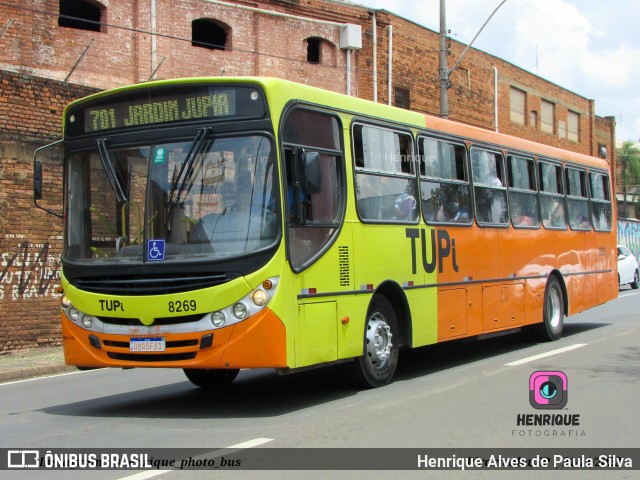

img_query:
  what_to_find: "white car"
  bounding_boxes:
[618,245,639,289]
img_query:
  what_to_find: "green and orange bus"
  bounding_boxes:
[34,77,617,388]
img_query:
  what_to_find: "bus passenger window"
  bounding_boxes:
[507,155,539,228]
[471,148,507,226]
[539,161,567,229]
[589,172,612,231]
[420,137,471,225]
[565,167,590,230]
[353,124,418,223]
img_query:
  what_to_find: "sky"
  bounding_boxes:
[353,0,640,143]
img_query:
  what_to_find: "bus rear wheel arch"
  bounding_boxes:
[183,368,240,389]
[351,295,400,388]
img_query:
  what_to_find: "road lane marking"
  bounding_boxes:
[505,343,587,366]
[619,291,640,297]
[227,438,274,449]
[118,438,273,480]
[119,470,172,480]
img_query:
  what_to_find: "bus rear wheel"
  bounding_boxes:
[351,296,399,388]
[533,276,564,341]
[183,368,239,389]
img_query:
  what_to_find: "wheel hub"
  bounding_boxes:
[365,314,393,369]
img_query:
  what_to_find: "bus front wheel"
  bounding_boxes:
[351,296,399,388]
[533,276,564,341]
[183,368,239,389]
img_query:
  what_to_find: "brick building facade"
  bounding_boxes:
[0,0,616,352]
[0,71,97,351]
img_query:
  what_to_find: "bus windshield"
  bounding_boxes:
[64,134,278,264]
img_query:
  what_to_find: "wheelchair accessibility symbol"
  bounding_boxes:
[147,239,165,261]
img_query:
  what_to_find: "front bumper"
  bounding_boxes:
[61,307,287,369]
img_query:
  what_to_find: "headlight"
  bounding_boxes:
[61,295,71,309]
[62,301,97,331]
[210,311,226,327]
[233,302,247,319]
[251,289,268,306]
[206,277,279,329]
[69,307,81,322]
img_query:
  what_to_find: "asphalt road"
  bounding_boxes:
[2,289,639,480]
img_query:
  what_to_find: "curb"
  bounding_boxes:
[0,364,76,384]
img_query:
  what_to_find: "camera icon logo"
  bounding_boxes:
[529,371,568,409]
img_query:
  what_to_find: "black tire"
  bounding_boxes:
[351,296,399,388]
[631,270,639,290]
[533,276,564,341]
[183,368,239,389]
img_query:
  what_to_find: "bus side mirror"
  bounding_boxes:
[33,140,64,218]
[302,152,322,195]
[34,160,43,201]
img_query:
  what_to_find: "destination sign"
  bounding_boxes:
[65,85,265,137]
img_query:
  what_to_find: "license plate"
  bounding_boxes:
[130,337,166,352]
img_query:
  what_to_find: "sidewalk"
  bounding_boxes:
[0,346,75,383]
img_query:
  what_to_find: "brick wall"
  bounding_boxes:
[0,1,615,156]
[0,71,97,353]
[0,0,365,91]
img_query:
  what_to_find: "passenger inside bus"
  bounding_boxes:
[511,199,535,227]
[394,191,417,220]
[548,200,566,228]
[434,192,469,223]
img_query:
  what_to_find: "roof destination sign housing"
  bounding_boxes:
[65,84,266,137]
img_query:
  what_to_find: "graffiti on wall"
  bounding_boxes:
[618,219,640,260]
[0,236,61,301]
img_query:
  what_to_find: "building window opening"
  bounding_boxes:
[395,87,411,110]
[541,99,555,135]
[58,0,103,32]
[510,87,526,125]
[307,37,321,63]
[568,110,580,142]
[192,19,230,51]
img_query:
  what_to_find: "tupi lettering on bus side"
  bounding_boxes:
[405,228,459,275]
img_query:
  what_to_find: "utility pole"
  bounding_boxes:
[439,0,449,118]
[439,0,508,118]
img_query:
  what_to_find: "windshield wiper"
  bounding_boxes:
[170,127,210,205]
[97,138,128,203]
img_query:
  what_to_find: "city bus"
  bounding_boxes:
[34,77,618,388]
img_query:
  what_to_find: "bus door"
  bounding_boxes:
[281,108,347,368]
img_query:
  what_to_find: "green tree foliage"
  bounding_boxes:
[618,141,640,217]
